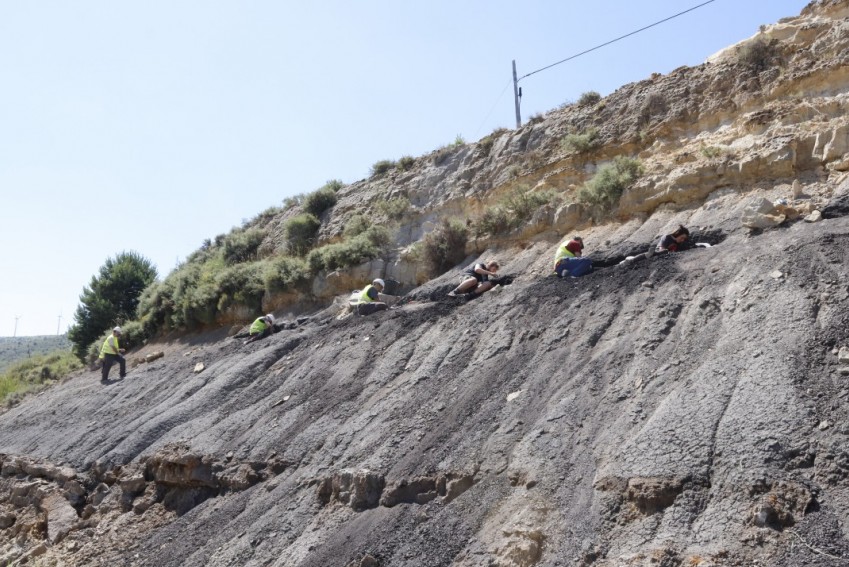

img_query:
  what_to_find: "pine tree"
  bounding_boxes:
[68,251,157,361]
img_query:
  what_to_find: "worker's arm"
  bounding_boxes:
[474,265,497,277]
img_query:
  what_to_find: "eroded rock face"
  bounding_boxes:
[0,447,286,564]
[209,0,849,315]
[5,3,849,567]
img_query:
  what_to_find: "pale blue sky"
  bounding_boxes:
[1,0,809,336]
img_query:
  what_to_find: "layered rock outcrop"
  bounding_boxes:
[3,2,849,566]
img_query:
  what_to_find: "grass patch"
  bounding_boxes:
[1,350,82,405]
[576,156,643,212]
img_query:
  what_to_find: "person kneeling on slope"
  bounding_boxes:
[99,326,126,383]
[244,313,275,345]
[554,236,592,277]
[448,260,500,298]
[358,279,390,316]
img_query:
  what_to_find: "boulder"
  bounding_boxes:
[741,197,786,229]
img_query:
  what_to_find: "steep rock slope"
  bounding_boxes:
[2,211,849,566]
[3,2,849,566]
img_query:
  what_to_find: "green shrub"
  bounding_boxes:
[322,179,344,192]
[137,279,177,337]
[452,134,465,147]
[283,194,304,210]
[181,280,219,329]
[139,250,270,333]
[700,145,724,159]
[561,128,601,154]
[344,214,372,238]
[578,91,601,107]
[376,197,411,220]
[303,187,338,217]
[1,350,82,404]
[422,218,468,275]
[474,207,511,237]
[284,213,321,256]
[307,226,391,272]
[478,128,508,157]
[738,38,777,72]
[398,156,415,171]
[528,113,544,125]
[243,206,281,229]
[371,160,396,176]
[214,262,266,314]
[222,227,266,265]
[473,187,554,236]
[506,188,553,220]
[264,256,310,295]
[577,156,643,212]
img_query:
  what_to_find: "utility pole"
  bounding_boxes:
[57,312,62,336]
[13,315,20,337]
[512,60,522,128]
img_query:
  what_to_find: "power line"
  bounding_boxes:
[473,80,513,139]
[519,0,718,82]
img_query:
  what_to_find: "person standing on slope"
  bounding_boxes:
[99,326,126,383]
[357,279,390,316]
[448,260,500,298]
[244,314,276,345]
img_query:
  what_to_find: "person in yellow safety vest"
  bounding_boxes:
[99,326,126,383]
[554,236,584,277]
[357,279,389,316]
[244,313,276,345]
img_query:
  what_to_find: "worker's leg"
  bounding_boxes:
[101,355,114,382]
[358,302,388,316]
[449,277,478,296]
[554,259,569,277]
[472,281,494,295]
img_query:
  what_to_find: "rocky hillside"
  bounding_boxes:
[2,2,849,566]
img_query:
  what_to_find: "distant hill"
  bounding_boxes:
[0,336,72,373]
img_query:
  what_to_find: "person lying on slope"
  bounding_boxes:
[448,260,500,298]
